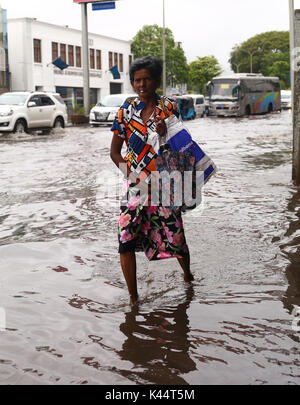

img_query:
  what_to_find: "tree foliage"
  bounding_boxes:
[188,56,222,94]
[131,24,189,86]
[229,31,290,88]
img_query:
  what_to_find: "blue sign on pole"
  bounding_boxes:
[92,1,115,10]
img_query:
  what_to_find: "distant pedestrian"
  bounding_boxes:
[110,56,194,305]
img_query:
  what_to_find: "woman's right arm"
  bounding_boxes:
[110,133,128,176]
[110,133,138,183]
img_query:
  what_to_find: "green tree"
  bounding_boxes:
[188,56,222,94]
[229,31,290,88]
[131,24,189,86]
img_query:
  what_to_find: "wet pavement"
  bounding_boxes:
[0,111,299,385]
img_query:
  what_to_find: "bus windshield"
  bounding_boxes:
[210,81,239,101]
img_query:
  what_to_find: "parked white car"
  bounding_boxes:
[0,91,68,134]
[90,93,137,126]
[182,94,206,117]
[281,90,291,110]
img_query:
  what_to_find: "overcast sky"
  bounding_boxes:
[1,0,297,73]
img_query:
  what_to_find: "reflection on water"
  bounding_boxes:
[119,286,196,385]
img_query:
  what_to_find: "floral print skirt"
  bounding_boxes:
[118,180,189,261]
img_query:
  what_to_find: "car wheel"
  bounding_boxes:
[53,117,64,129]
[13,119,27,134]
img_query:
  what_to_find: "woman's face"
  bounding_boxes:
[131,68,160,101]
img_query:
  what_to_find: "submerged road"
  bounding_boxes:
[0,111,299,384]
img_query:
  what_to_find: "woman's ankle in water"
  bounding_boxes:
[183,271,194,282]
[130,294,139,306]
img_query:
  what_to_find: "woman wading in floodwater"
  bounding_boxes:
[110,56,193,305]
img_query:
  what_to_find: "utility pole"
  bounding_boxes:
[232,62,244,73]
[81,2,90,116]
[162,0,166,95]
[291,9,300,185]
[242,49,260,73]
[250,53,254,73]
[290,2,300,185]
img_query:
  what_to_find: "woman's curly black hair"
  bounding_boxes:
[129,56,163,82]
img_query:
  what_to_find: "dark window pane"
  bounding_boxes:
[40,96,55,106]
[109,51,113,69]
[68,45,74,66]
[90,48,95,69]
[60,44,66,62]
[29,95,41,106]
[52,42,58,61]
[76,46,81,67]
[96,50,101,70]
[119,53,123,72]
[33,39,42,63]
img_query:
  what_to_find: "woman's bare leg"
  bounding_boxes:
[120,251,138,305]
[177,251,194,282]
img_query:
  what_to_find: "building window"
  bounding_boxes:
[109,51,113,69]
[114,52,118,67]
[52,42,58,61]
[119,53,123,72]
[68,45,74,66]
[90,48,95,69]
[56,86,98,110]
[96,50,101,70]
[55,86,74,109]
[33,39,42,63]
[76,46,81,67]
[129,54,133,67]
[60,44,66,62]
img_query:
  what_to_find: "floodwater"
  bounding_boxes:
[0,111,299,385]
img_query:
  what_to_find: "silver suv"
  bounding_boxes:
[0,91,68,134]
[90,93,137,126]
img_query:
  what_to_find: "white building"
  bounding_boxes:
[7,18,133,107]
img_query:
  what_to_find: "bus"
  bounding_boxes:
[207,73,281,117]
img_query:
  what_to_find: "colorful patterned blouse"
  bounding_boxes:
[111,94,179,183]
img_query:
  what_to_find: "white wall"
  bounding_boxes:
[7,19,31,91]
[7,18,133,97]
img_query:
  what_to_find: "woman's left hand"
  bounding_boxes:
[155,116,166,137]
